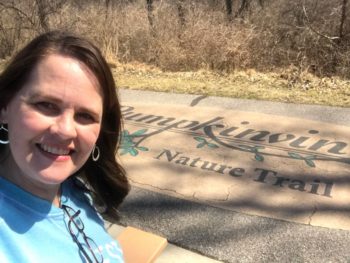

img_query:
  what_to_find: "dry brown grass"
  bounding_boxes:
[113,62,350,107]
[0,0,349,107]
[2,0,350,76]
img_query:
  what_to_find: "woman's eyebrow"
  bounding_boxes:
[78,107,102,119]
[28,91,102,118]
[27,91,63,103]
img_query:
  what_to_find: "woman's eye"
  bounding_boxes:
[76,113,96,123]
[34,102,59,114]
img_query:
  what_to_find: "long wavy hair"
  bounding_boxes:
[0,31,129,219]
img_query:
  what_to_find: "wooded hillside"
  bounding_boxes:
[0,0,349,78]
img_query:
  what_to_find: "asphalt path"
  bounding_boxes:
[119,89,350,126]
[117,89,350,263]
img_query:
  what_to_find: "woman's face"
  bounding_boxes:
[1,54,103,194]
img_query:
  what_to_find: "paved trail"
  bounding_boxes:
[115,89,350,263]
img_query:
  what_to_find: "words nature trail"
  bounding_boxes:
[155,149,334,198]
[120,105,350,201]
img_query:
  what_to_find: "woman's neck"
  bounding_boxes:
[0,157,62,207]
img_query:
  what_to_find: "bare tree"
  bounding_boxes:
[105,0,111,19]
[146,0,155,34]
[257,0,264,8]
[225,0,233,20]
[234,0,264,17]
[338,0,348,42]
[237,0,250,16]
[302,0,348,44]
[35,0,49,32]
[34,0,67,32]
[176,0,186,27]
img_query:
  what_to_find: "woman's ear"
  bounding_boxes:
[0,108,8,124]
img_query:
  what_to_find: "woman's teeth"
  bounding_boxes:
[40,144,70,155]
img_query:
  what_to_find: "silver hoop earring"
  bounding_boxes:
[0,124,9,145]
[92,145,100,161]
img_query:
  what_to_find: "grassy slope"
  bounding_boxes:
[1,60,349,107]
[113,62,350,107]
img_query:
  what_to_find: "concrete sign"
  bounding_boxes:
[119,103,350,230]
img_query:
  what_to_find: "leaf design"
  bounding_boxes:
[197,142,206,148]
[194,136,205,142]
[208,143,219,149]
[288,152,317,168]
[131,129,148,137]
[305,159,316,168]
[288,152,303,159]
[129,148,138,156]
[137,146,149,151]
[121,140,134,147]
[119,129,149,157]
[122,130,130,137]
[194,136,219,149]
[255,154,264,162]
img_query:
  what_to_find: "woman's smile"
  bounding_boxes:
[0,31,128,263]
[0,54,103,195]
[36,143,75,161]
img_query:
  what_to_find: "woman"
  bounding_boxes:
[0,31,129,262]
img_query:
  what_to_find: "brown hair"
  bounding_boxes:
[0,31,129,219]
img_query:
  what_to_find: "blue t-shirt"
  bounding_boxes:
[0,176,124,263]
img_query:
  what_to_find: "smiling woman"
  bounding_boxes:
[0,31,129,263]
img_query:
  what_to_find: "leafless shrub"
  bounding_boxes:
[0,0,69,56]
[0,0,349,79]
[249,0,350,77]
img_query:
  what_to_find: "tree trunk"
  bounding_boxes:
[176,0,186,27]
[237,0,250,16]
[338,0,348,41]
[225,0,233,20]
[105,0,111,19]
[35,0,49,32]
[258,0,264,9]
[146,0,155,35]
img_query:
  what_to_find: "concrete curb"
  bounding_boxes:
[107,223,223,263]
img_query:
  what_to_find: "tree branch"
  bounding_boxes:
[0,3,36,27]
[339,0,348,40]
[302,3,340,42]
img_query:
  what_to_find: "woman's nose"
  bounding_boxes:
[50,113,77,139]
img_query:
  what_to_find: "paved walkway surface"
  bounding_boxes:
[113,89,350,263]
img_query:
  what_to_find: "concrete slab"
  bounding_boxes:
[155,243,223,263]
[106,223,223,263]
[115,89,350,262]
[118,186,350,263]
[119,102,350,231]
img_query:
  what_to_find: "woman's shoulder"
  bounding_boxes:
[0,176,58,216]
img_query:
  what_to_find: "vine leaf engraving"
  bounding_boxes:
[120,127,320,167]
[194,136,219,149]
[288,152,317,168]
[239,145,265,162]
[120,129,149,156]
